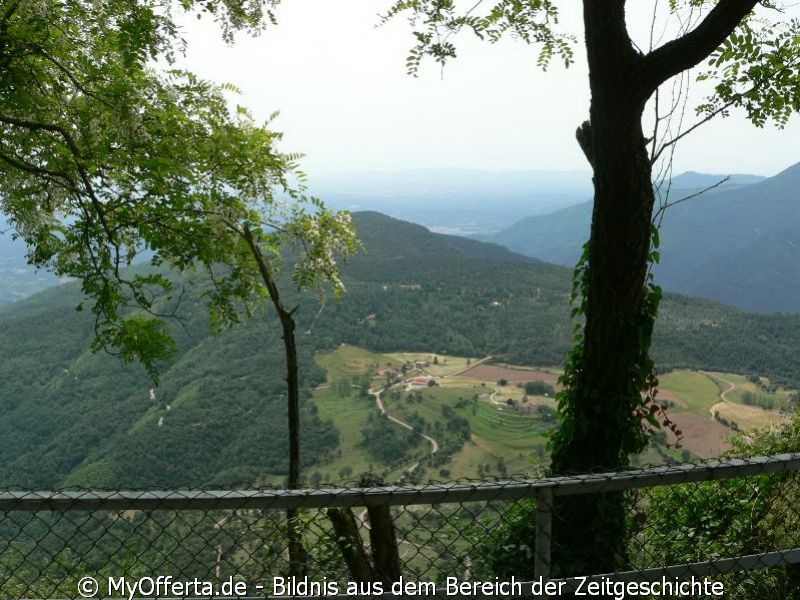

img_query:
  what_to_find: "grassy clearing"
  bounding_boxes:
[382,352,477,377]
[455,401,551,456]
[312,385,376,480]
[659,370,722,416]
[316,344,400,380]
[382,385,472,426]
[712,402,786,431]
[447,434,546,478]
[704,371,794,410]
[491,382,556,405]
[655,369,797,459]
[313,346,392,481]
[445,439,493,478]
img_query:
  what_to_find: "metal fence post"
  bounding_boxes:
[534,486,553,580]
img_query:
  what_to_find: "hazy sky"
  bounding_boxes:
[175,1,800,180]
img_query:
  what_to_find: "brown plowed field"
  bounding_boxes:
[461,364,560,387]
[669,413,731,458]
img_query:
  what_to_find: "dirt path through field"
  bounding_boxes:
[702,371,736,417]
[371,387,440,457]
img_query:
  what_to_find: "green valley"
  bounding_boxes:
[0,212,799,488]
[308,345,796,483]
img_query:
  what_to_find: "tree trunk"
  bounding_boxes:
[242,225,307,576]
[360,473,402,583]
[555,28,654,475]
[279,306,307,577]
[548,1,655,578]
[327,507,375,582]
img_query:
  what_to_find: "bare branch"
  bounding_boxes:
[652,175,731,227]
[651,99,736,164]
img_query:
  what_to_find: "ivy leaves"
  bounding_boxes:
[551,224,669,468]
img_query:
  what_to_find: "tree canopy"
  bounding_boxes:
[0,0,356,378]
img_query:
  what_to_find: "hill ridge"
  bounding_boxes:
[482,162,800,313]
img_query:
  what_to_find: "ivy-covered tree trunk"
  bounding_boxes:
[553,3,655,475]
[548,38,656,579]
[549,4,656,579]
[549,115,655,573]
[548,0,762,578]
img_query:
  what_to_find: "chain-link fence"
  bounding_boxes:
[2,453,799,599]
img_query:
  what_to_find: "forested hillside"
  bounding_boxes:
[1,211,799,488]
[482,163,800,313]
[0,282,335,488]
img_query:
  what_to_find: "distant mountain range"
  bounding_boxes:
[1,211,800,488]
[479,164,799,313]
[1,167,786,311]
[308,168,593,235]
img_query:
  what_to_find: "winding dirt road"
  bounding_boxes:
[357,386,441,528]
[702,370,737,417]
[371,387,439,455]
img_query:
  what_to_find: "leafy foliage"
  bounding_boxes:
[523,380,555,396]
[698,17,800,127]
[0,0,357,385]
[380,0,574,75]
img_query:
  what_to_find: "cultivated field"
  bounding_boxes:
[459,364,560,386]
[310,346,795,483]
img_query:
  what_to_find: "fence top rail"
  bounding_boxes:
[1,453,798,512]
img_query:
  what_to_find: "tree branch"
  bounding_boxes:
[31,44,112,106]
[652,175,731,227]
[651,98,735,164]
[0,114,85,159]
[0,147,74,185]
[637,0,759,101]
